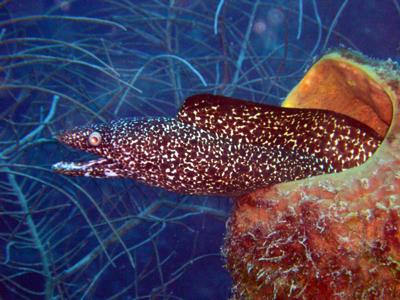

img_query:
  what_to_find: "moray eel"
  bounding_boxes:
[53,94,382,196]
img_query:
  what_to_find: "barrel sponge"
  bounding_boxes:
[224,49,400,299]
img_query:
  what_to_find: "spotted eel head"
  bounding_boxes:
[56,123,110,155]
[53,117,155,178]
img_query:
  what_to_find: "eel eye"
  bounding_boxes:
[88,131,102,146]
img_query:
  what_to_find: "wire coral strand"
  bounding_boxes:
[155,55,207,87]
[393,0,400,16]
[7,173,54,299]
[309,0,322,58]
[0,95,58,159]
[115,54,206,113]
[0,54,141,93]
[228,0,260,95]
[0,15,127,31]
[1,169,116,270]
[322,0,349,51]
[214,0,225,35]
[296,0,303,40]
[0,37,119,76]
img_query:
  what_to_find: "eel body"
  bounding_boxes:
[53,94,382,196]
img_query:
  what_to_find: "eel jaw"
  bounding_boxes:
[52,158,122,178]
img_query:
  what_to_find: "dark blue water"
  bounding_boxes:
[0,0,398,299]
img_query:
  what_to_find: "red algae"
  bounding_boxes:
[224,49,400,299]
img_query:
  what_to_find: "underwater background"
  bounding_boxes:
[0,0,399,299]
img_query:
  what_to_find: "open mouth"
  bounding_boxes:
[52,158,121,177]
[52,128,122,178]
